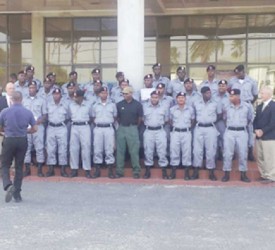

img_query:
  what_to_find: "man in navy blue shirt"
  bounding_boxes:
[0,91,37,203]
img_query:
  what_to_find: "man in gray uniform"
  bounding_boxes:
[23,81,47,177]
[199,65,219,98]
[69,89,93,178]
[222,89,252,182]
[14,70,29,98]
[143,90,169,179]
[111,79,130,104]
[25,65,42,90]
[169,92,195,180]
[167,66,187,99]
[62,71,79,96]
[92,87,117,178]
[37,77,55,103]
[228,64,258,161]
[152,63,170,90]
[192,86,221,181]
[46,88,70,177]
[183,78,201,107]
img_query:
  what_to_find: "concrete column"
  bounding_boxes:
[31,14,44,81]
[117,0,144,90]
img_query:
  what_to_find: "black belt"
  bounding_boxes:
[174,127,191,132]
[48,122,66,127]
[198,123,213,127]
[227,126,245,131]
[72,121,90,126]
[96,123,113,128]
[146,126,163,130]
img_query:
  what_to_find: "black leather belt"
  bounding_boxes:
[198,123,213,127]
[174,127,191,132]
[48,122,65,127]
[228,126,245,131]
[72,121,89,126]
[96,123,113,128]
[147,126,163,130]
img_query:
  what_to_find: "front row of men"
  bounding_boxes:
[19,79,258,183]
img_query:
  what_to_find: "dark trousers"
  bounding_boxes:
[1,137,28,194]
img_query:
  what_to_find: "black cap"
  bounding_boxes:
[184,78,194,84]
[150,90,158,96]
[25,65,34,71]
[28,80,37,87]
[44,77,50,82]
[17,70,25,75]
[47,72,56,78]
[52,88,61,94]
[218,80,228,85]
[156,83,165,89]
[92,68,100,74]
[207,65,216,71]
[94,80,103,85]
[144,74,153,80]
[176,92,186,98]
[116,71,124,78]
[69,71,77,76]
[74,89,85,97]
[201,86,211,94]
[99,86,108,93]
[67,82,76,88]
[234,64,245,73]
[122,79,130,84]
[152,63,161,69]
[177,66,185,72]
[229,88,241,95]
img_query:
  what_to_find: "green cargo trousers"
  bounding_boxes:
[116,125,141,175]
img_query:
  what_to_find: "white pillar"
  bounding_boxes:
[117,0,144,90]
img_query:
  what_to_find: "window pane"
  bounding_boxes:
[248,65,275,90]
[73,41,99,64]
[22,43,32,64]
[170,16,187,36]
[188,67,205,85]
[73,67,92,84]
[0,15,7,42]
[248,40,275,63]
[0,66,7,86]
[217,40,245,63]
[45,42,72,64]
[145,17,157,37]
[74,18,100,40]
[170,40,186,66]
[45,18,72,41]
[0,43,7,64]
[188,16,216,39]
[9,15,31,42]
[217,15,246,39]
[102,67,117,87]
[248,14,275,38]
[101,41,117,64]
[188,40,216,63]
[101,18,117,37]
[45,65,72,85]
[144,39,156,65]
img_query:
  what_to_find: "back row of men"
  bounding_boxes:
[2,63,259,182]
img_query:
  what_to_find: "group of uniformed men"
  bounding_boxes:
[8,63,258,182]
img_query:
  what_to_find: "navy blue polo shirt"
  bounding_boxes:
[0,104,36,137]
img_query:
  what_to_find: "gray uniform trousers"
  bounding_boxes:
[193,126,218,169]
[93,126,115,164]
[223,129,248,171]
[170,129,192,166]
[215,120,226,148]
[46,125,68,165]
[144,128,168,167]
[24,124,45,163]
[70,124,91,170]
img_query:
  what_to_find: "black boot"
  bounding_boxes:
[222,171,230,182]
[70,169,78,178]
[184,166,190,180]
[169,166,177,179]
[85,170,92,179]
[92,164,101,178]
[162,168,168,179]
[209,169,217,181]
[37,163,44,177]
[241,171,251,183]
[248,147,255,161]
[107,164,114,179]
[191,168,199,180]
[61,165,68,177]
[23,163,31,177]
[143,166,151,179]
[45,165,54,177]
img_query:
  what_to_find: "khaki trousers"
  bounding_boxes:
[256,139,275,181]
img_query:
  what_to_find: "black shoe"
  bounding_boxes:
[133,173,140,179]
[70,169,78,178]
[115,173,124,178]
[85,170,92,179]
[209,169,217,181]
[169,166,177,179]
[37,163,44,177]
[184,167,190,180]
[162,168,168,179]
[190,168,199,180]
[241,171,251,183]
[45,165,54,177]
[92,165,101,178]
[23,164,31,177]
[222,171,230,182]
[248,147,255,162]
[143,166,151,179]
[13,193,22,203]
[61,165,68,177]
[107,164,115,179]
[5,185,15,203]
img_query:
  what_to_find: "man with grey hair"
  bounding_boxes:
[253,86,275,184]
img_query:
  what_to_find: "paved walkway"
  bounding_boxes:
[0,181,275,250]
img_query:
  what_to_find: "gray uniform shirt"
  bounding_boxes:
[170,105,195,128]
[69,100,93,122]
[199,79,219,98]
[47,99,69,123]
[92,100,117,124]
[167,78,186,99]
[194,99,221,124]
[22,95,47,121]
[143,102,169,127]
